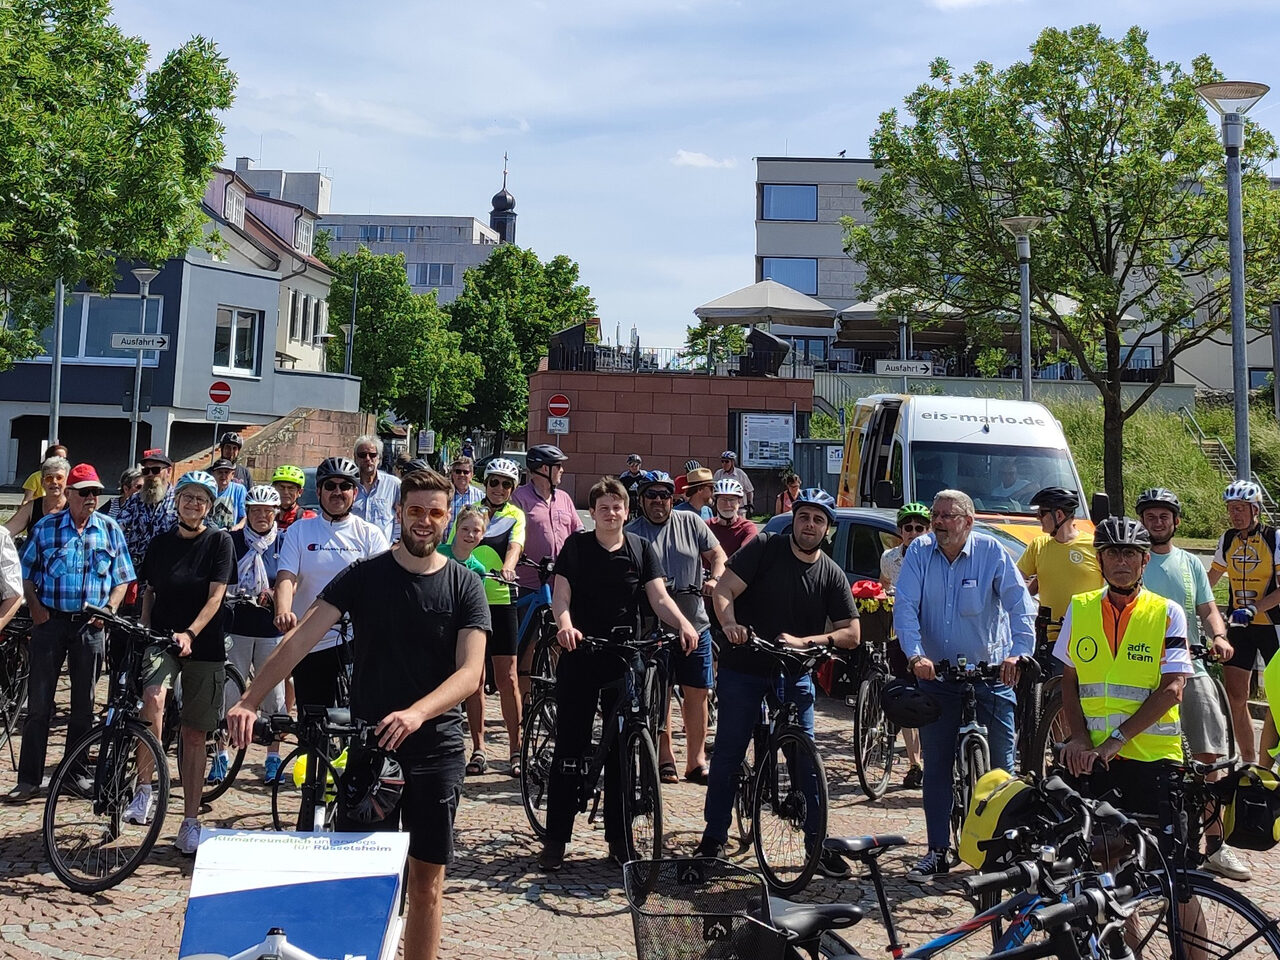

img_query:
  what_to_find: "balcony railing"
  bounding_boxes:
[549,344,814,378]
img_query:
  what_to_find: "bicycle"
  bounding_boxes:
[0,611,32,767]
[519,629,664,862]
[1023,610,1065,777]
[41,604,180,892]
[513,556,557,698]
[731,631,844,896]
[847,635,899,800]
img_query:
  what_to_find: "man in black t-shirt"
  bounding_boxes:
[229,469,488,960]
[699,489,859,878]
[538,476,699,872]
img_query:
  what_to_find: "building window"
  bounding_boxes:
[214,306,261,374]
[761,184,818,221]
[224,184,245,228]
[390,225,414,241]
[294,218,314,254]
[37,293,164,365]
[416,263,455,287]
[288,290,300,341]
[359,225,386,243]
[301,295,313,345]
[1250,368,1272,390]
[313,301,328,345]
[785,336,828,363]
[760,257,818,295]
[323,223,345,241]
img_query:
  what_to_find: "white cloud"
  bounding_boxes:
[671,149,737,169]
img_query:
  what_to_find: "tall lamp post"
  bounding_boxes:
[999,216,1044,401]
[344,270,359,375]
[1197,80,1269,482]
[128,266,161,463]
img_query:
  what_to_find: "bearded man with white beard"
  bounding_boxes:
[118,450,178,595]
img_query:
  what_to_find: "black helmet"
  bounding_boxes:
[527,444,568,468]
[1134,487,1182,519]
[340,747,404,824]
[1029,486,1080,513]
[1093,515,1151,553]
[218,431,242,448]
[881,677,942,729]
[316,456,359,483]
[406,458,430,473]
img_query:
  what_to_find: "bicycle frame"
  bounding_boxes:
[573,642,655,820]
[904,890,1046,959]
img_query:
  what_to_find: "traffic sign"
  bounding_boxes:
[547,416,570,435]
[205,403,230,422]
[416,429,436,455]
[874,359,932,377]
[111,333,170,351]
[547,394,571,417]
[209,381,232,403]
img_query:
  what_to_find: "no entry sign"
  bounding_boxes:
[209,381,232,403]
[547,394,571,417]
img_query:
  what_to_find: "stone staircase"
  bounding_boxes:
[1178,405,1278,521]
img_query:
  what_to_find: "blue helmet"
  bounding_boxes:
[791,487,837,524]
[637,470,675,494]
[175,470,217,502]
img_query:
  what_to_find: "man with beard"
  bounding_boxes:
[697,489,859,879]
[118,449,178,577]
[894,489,1035,882]
[707,479,756,559]
[229,468,487,960]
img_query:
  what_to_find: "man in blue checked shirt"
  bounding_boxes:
[892,488,1036,883]
[5,464,135,803]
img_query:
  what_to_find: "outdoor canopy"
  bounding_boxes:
[694,279,837,329]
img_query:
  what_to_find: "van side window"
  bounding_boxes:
[890,441,904,501]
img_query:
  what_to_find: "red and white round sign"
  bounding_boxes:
[547,394,571,417]
[209,381,232,403]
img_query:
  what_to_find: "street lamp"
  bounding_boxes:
[339,323,354,376]
[999,216,1044,402]
[1198,80,1270,482]
[128,266,161,463]
[344,270,359,376]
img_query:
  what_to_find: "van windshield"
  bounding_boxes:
[910,441,1083,517]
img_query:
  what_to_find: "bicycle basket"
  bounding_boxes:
[623,858,786,960]
[1223,763,1280,851]
[959,769,1041,869]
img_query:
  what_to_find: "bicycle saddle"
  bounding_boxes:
[823,834,908,861]
[767,896,864,940]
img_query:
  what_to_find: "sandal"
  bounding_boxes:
[684,766,710,785]
[466,750,488,776]
[509,755,522,778]
[659,762,679,784]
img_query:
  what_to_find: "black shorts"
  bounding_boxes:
[336,752,465,865]
[1227,623,1279,670]
[487,604,518,658]
[1070,757,1177,821]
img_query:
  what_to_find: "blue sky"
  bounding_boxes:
[114,0,1280,347]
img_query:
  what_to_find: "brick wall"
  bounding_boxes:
[527,371,813,506]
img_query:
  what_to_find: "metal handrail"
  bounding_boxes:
[1178,406,1277,520]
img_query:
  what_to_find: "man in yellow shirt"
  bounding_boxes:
[1017,487,1101,648]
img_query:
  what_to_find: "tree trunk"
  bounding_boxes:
[1101,387,1125,514]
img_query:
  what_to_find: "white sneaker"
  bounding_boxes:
[123,785,153,825]
[1206,845,1252,881]
[175,817,201,856]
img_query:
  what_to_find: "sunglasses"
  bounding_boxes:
[900,523,927,533]
[321,480,356,493]
[141,465,166,476]
[452,468,472,475]
[404,505,450,522]
[1036,508,1055,518]
[356,451,379,459]
[643,490,673,501]
[486,478,514,490]
[69,487,102,498]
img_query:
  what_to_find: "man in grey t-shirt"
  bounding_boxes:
[627,471,727,784]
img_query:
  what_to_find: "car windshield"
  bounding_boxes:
[911,441,1083,518]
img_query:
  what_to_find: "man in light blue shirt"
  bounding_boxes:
[351,435,401,541]
[893,488,1035,882]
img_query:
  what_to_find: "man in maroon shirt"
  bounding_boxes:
[708,479,756,558]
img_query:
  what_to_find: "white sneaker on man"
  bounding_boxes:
[1205,845,1251,881]
[175,817,201,856]
[123,785,153,825]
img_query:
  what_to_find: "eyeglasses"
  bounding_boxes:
[321,480,356,493]
[486,478,514,490]
[141,465,166,476]
[643,490,673,501]
[452,468,472,475]
[356,451,379,460]
[900,523,927,533]
[930,512,967,522]
[177,492,209,506]
[404,505,450,522]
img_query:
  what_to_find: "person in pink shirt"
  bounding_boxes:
[512,444,583,698]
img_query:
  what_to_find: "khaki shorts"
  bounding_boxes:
[1182,672,1231,759]
[143,650,225,733]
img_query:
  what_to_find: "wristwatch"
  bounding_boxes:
[826,635,836,651]
[1108,727,1128,745]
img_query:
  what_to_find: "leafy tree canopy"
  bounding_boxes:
[682,320,746,371]
[844,24,1280,505]
[0,0,237,367]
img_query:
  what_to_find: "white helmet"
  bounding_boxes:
[246,484,282,507]
[484,457,521,482]
[1224,480,1264,507]
[712,478,745,499]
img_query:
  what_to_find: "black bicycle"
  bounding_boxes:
[1022,610,1064,777]
[0,611,32,767]
[519,630,664,861]
[847,636,898,799]
[42,604,179,892]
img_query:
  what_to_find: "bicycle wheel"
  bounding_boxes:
[0,634,29,753]
[271,744,342,831]
[1027,684,1066,778]
[622,726,664,860]
[1133,871,1280,960]
[43,720,169,893]
[174,665,247,805]
[951,736,990,853]
[852,675,896,800]
[734,740,757,847]
[520,695,557,839]
[753,730,827,896]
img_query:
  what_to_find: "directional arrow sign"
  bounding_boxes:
[111,333,170,351]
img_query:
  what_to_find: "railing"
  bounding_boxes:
[1177,405,1277,521]
[548,344,814,378]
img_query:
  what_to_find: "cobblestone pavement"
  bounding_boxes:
[2,680,1278,960]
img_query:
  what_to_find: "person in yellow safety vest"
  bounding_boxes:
[1057,516,1193,821]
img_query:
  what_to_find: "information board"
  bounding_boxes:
[741,413,794,468]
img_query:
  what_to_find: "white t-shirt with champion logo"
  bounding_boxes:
[277,513,390,650]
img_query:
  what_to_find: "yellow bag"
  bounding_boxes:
[1223,764,1280,852]
[959,769,1038,869]
[290,747,348,803]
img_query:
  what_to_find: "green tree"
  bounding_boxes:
[0,0,236,366]
[448,245,595,433]
[844,24,1280,507]
[325,247,480,432]
[681,320,746,371]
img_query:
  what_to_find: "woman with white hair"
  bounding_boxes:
[6,456,70,543]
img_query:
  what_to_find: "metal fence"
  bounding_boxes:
[549,344,814,379]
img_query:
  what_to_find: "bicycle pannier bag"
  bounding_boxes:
[959,769,1038,869]
[1223,763,1280,852]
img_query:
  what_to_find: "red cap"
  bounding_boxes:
[66,463,104,491]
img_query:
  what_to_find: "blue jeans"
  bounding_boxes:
[703,666,818,846]
[917,679,1016,851]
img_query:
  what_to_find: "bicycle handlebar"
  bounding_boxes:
[81,604,182,652]
[934,658,1006,681]
[252,709,377,746]
[744,629,845,663]
[1029,885,1135,932]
